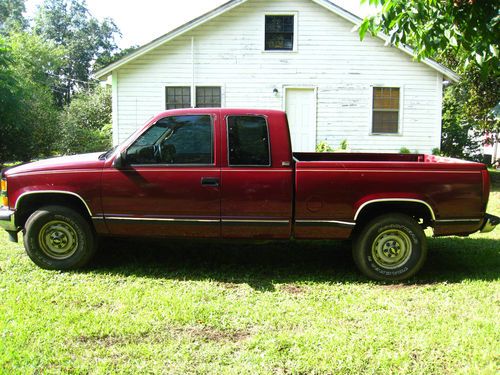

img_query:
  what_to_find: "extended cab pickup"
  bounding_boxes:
[1,108,498,280]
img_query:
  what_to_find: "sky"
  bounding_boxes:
[25,0,377,49]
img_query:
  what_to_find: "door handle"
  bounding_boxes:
[201,177,220,187]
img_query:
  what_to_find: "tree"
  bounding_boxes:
[93,44,140,73]
[0,0,27,33]
[359,0,499,75]
[441,84,482,160]
[0,32,63,162]
[57,85,112,155]
[34,0,120,105]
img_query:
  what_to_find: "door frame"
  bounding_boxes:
[282,85,318,152]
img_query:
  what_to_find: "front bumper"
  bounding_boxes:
[0,208,17,232]
[480,213,500,233]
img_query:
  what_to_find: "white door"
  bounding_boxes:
[285,88,316,152]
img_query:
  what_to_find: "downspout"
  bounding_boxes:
[191,36,195,108]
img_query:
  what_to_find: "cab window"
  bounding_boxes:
[126,115,213,165]
[227,116,270,166]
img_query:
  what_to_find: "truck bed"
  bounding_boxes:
[292,152,488,240]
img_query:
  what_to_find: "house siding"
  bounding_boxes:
[114,0,443,153]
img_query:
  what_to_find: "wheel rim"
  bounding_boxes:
[371,229,412,269]
[38,220,79,259]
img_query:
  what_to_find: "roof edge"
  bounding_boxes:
[94,0,459,83]
[94,0,248,79]
[312,0,460,82]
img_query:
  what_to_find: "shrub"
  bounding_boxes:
[58,86,112,155]
[316,141,334,152]
[432,147,442,156]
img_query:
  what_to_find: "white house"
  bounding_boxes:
[95,0,459,153]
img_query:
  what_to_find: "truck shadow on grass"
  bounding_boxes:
[89,236,500,289]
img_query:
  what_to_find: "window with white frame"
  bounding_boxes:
[265,15,295,51]
[165,86,222,109]
[165,87,190,109]
[196,87,221,108]
[372,87,400,134]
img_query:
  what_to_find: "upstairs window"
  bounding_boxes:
[227,116,270,166]
[265,15,294,51]
[372,87,400,134]
[165,87,190,109]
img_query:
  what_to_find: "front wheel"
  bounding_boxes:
[352,214,427,281]
[24,206,97,270]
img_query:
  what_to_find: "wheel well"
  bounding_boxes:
[355,201,434,230]
[15,193,92,229]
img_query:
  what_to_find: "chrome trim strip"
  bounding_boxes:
[221,219,289,223]
[105,216,219,223]
[103,169,216,173]
[15,190,93,216]
[435,219,481,223]
[296,219,355,226]
[103,217,290,224]
[354,198,436,221]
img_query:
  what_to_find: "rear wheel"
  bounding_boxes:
[24,206,97,270]
[353,214,427,281]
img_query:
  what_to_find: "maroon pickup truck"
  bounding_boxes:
[1,108,498,280]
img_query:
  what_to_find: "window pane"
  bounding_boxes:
[165,86,191,109]
[373,111,399,133]
[196,86,221,108]
[373,87,399,110]
[228,116,270,166]
[126,115,213,164]
[372,87,400,133]
[265,15,294,51]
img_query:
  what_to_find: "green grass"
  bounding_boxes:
[1,194,499,374]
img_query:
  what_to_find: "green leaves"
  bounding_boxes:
[358,19,371,40]
[57,86,113,155]
[34,0,119,106]
[0,32,61,162]
[357,0,499,77]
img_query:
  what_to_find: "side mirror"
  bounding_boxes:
[113,151,127,169]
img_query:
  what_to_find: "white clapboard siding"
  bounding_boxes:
[113,0,444,153]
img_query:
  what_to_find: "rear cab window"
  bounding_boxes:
[227,116,270,166]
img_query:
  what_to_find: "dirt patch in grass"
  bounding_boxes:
[173,326,251,343]
[217,281,240,289]
[379,283,418,290]
[279,284,307,295]
[76,325,251,347]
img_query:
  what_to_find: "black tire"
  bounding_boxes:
[23,205,97,270]
[353,213,427,281]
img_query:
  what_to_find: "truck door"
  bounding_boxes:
[101,112,221,238]
[220,112,293,239]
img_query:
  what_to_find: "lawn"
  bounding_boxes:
[0,193,499,374]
